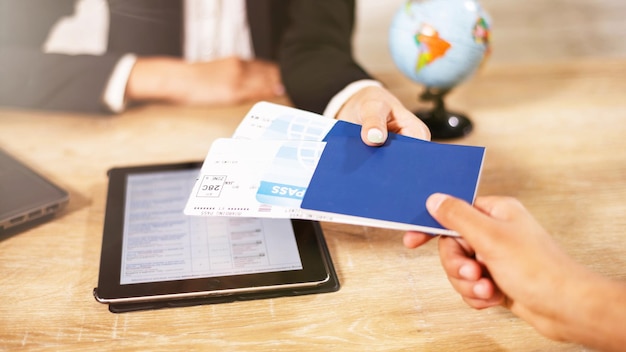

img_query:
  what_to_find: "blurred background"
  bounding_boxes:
[45,0,626,73]
[354,0,626,72]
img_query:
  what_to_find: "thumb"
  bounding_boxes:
[359,100,390,146]
[426,193,499,250]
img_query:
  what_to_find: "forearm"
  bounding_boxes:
[561,273,626,351]
[527,264,626,351]
[125,57,191,104]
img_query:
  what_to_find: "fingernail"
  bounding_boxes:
[367,128,384,144]
[426,193,446,212]
[473,281,491,299]
[459,264,474,280]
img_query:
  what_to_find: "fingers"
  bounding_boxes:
[472,196,527,222]
[384,102,431,141]
[357,99,430,145]
[337,86,431,145]
[358,100,390,146]
[256,60,285,96]
[242,60,285,100]
[404,230,505,309]
[460,280,506,309]
[426,193,503,252]
[402,231,435,248]
[439,236,506,308]
[439,236,480,281]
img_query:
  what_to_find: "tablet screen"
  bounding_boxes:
[95,162,335,305]
[121,169,302,285]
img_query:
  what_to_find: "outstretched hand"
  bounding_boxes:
[406,193,626,349]
[336,85,431,145]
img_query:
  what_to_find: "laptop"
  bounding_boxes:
[0,148,69,233]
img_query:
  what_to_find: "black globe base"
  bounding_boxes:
[415,87,473,140]
[415,109,473,140]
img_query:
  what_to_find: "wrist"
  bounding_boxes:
[557,269,626,350]
[323,80,383,119]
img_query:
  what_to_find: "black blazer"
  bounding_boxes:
[0,0,370,114]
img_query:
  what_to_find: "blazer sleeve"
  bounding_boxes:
[0,0,123,113]
[278,0,372,114]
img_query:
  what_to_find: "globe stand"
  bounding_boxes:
[415,87,473,140]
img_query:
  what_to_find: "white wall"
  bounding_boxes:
[353,0,406,73]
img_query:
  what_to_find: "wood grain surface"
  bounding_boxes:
[1,58,625,351]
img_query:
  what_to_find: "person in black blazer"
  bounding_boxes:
[0,0,284,113]
[0,0,430,144]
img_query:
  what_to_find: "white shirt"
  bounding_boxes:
[45,0,380,115]
[183,0,253,62]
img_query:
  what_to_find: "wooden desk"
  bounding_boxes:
[1,59,625,351]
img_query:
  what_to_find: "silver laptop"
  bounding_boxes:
[0,148,69,233]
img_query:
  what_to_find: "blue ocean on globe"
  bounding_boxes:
[389,0,492,89]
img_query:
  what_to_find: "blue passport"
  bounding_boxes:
[300,121,485,231]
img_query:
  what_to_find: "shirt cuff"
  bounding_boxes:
[102,53,138,113]
[322,79,384,119]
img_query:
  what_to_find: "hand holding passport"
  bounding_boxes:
[184,102,485,236]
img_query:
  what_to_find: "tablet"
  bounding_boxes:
[94,161,338,312]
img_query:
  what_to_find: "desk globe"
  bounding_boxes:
[389,0,491,139]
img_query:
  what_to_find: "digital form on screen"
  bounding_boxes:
[120,169,302,285]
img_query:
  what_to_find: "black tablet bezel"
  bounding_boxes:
[95,161,331,304]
